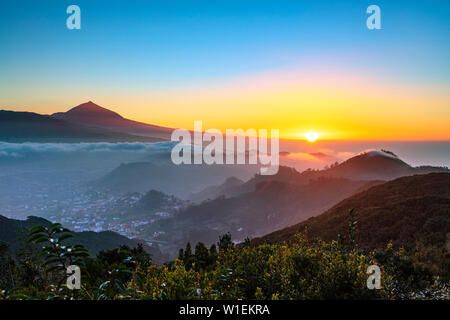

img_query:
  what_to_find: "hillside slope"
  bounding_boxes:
[254,173,450,251]
[140,176,379,256]
[52,101,172,140]
[189,151,449,202]
[188,176,245,203]
[94,161,258,198]
[0,215,167,263]
[0,109,160,142]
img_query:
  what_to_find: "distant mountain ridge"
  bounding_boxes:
[0,110,131,142]
[252,172,450,251]
[307,150,413,180]
[188,176,245,203]
[52,101,173,140]
[0,101,172,142]
[94,160,259,199]
[132,150,449,256]
[139,175,379,256]
[52,101,125,121]
[188,150,449,202]
[0,215,167,263]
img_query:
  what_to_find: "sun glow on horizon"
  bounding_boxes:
[3,66,449,141]
[305,132,320,142]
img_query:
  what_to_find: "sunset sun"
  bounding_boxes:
[305,132,320,142]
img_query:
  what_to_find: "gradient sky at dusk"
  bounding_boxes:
[0,0,449,140]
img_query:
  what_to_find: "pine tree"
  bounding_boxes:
[183,242,193,269]
[194,242,209,271]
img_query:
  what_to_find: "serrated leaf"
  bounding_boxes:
[50,223,62,230]
[43,257,62,266]
[114,279,125,293]
[99,281,110,290]
[58,234,74,242]
[34,237,50,244]
[29,225,46,234]
[45,264,64,273]
[73,246,88,252]
[28,233,46,243]
[73,251,90,257]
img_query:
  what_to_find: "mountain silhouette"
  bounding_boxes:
[253,172,450,251]
[0,101,171,142]
[138,175,377,256]
[52,101,172,140]
[310,150,413,180]
[94,160,258,199]
[187,150,449,202]
[53,101,125,121]
[0,215,167,263]
[188,176,245,203]
[0,110,148,142]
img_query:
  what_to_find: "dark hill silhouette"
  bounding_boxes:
[183,166,304,203]
[301,150,448,182]
[52,101,172,140]
[305,150,412,181]
[94,161,258,199]
[124,190,185,221]
[0,215,167,263]
[189,151,449,202]
[188,176,245,203]
[140,176,378,256]
[53,101,125,121]
[0,109,160,142]
[253,173,450,251]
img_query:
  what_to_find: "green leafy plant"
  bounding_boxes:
[27,223,89,284]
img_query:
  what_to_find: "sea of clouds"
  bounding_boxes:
[0,141,178,158]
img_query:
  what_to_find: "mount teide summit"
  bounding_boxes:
[52,101,125,122]
[0,101,172,142]
[52,101,173,140]
[0,109,131,142]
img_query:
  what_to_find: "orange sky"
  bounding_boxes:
[2,69,449,141]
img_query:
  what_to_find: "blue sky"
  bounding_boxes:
[0,0,449,140]
[1,0,448,90]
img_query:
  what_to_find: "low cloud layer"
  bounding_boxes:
[0,141,358,172]
[0,141,177,158]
